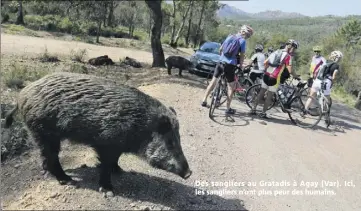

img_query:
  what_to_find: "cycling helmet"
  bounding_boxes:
[330,50,343,60]
[239,25,254,38]
[255,44,264,52]
[268,47,274,52]
[313,46,322,52]
[286,39,299,49]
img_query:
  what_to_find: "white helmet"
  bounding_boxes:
[330,50,343,60]
[239,25,254,38]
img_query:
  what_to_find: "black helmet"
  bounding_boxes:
[268,47,274,52]
[255,44,264,52]
[286,39,299,49]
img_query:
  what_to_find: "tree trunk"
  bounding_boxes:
[185,0,194,48]
[96,21,102,43]
[107,1,114,27]
[169,1,177,46]
[195,1,206,47]
[148,10,152,38]
[16,0,24,25]
[173,1,192,47]
[145,0,165,67]
[355,91,361,110]
[103,2,108,27]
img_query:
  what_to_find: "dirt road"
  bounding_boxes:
[1,34,361,211]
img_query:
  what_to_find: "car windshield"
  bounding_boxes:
[199,42,220,54]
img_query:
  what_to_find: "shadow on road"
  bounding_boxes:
[332,103,361,124]
[66,167,248,210]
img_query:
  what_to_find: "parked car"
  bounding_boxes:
[189,41,221,76]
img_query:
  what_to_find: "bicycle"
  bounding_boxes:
[209,65,228,118]
[245,76,312,124]
[207,65,253,107]
[233,64,254,101]
[206,64,253,102]
[294,81,331,128]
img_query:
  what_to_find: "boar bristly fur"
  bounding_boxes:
[4,72,192,196]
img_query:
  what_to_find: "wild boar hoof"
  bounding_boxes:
[59,178,77,186]
[99,187,114,198]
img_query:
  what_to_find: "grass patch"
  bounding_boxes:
[1,24,39,37]
[66,63,89,74]
[332,85,357,107]
[39,46,60,62]
[2,62,48,89]
[70,48,88,62]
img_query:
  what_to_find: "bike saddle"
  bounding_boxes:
[297,81,308,88]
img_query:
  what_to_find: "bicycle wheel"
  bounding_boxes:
[205,70,214,85]
[299,87,309,105]
[245,84,276,110]
[208,78,228,106]
[235,78,253,101]
[323,97,332,127]
[287,95,322,128]
[209,80,222,118]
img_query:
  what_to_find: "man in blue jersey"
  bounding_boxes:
[201,25,254,115]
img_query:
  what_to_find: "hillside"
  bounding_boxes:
[217,4,307,20]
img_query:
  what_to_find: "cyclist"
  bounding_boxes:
[249,44,266,84]
[201,25,254,115]
[307,46,327,87]
[303,50,343,122]
[249,39,299,118]
[264,46,274,58]
[271,44,291,85]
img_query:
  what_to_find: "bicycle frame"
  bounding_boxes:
[233,65,254,94]
[317,82,331,114]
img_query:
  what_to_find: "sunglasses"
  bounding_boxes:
[314,51,320,53]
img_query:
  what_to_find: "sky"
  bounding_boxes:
[219,0,361,17]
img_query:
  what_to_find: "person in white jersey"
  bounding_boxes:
[248,44,266,84]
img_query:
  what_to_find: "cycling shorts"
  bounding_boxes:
[213,62,236,83]
[280,69,290,84]
[261,74,278,92]
[249,72,263,83]
[312,78,332,96]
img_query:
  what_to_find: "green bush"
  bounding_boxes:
[1,13,10,23]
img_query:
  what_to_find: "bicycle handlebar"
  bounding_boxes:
[235,64,252,74]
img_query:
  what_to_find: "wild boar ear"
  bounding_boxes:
[157,115,172,134]
[169,106,177,115]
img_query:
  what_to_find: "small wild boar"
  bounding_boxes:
[4,72,192,197]
[165,56,193,76]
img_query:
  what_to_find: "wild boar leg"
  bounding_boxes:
[95,147,121,195]
[178,68,183,76]
[35,134,73,184]
[96,156,124,174]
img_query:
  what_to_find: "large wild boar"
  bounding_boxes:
[4,72,192,197]
[165,56,193,76]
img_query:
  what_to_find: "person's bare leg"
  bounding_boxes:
[252,88,267,111]
[326,95,332,113]
[304,89,317,110]
[226,81,236,110]
[201,77,218,104]
[262,90,275,113]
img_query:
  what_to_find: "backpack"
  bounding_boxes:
[315,62,335,80]
[267,49,286,67]
[222,34,242,58]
